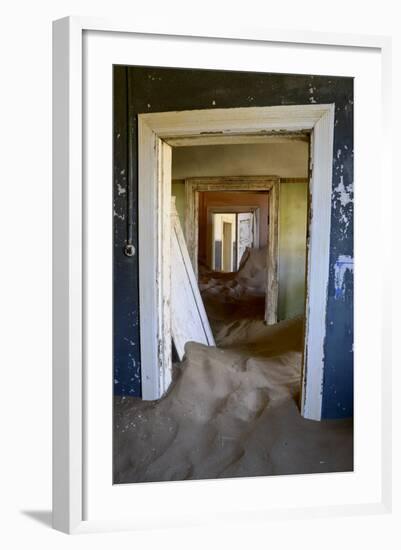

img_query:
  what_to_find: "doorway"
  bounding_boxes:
[138,104,334,421]
[211,210,257,272]
[182,177,279,323]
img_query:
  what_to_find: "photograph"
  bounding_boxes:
[112,65,354,484]
[0,0,395,543]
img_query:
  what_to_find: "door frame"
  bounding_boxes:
[184,176,279,325]
[206,205,261,269]
[138,104,334,421]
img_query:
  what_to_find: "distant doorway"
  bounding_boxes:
[184,176,279,324]
[211,210,257,272]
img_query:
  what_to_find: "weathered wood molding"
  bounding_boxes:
[138,104,334,421]
[184,176,279,324]
[280,177,309,184]
[139,104,333,138]
[166,132,309,147]
[300,107,335,421]
[138,132,173,399]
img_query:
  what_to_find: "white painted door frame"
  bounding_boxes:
[138,104,334,420]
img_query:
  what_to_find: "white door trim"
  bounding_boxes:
[138,104,334,420]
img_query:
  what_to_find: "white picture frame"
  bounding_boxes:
[52,17,392,534]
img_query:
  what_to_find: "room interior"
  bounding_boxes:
[113,138,353,484]
[171,140,309,323]
[112,66,354,484]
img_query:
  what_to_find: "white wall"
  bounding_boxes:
[172,141,309,319]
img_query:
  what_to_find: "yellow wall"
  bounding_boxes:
[172,142,308,178]
[278,183,308,320]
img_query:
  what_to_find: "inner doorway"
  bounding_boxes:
[212,210,256,272]
[182,177,279,324]
[172,145,309,345]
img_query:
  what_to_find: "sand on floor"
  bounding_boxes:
[113,247,353,484]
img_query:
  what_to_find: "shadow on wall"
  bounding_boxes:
[21,510,52,529]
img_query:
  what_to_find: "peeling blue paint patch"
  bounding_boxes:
[334,255,354,300]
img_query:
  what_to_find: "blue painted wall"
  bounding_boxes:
[113,66,354,418]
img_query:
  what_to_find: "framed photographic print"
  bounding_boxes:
[52,17,391,533]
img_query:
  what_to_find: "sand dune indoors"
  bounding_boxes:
[114,313,352,484]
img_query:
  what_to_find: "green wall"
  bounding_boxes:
[278,183,308,320]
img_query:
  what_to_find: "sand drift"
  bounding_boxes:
[114,248,352,483]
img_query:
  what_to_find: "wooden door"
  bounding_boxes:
[170,200,215,360]
[236,212,254,268]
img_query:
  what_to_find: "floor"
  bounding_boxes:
[113,248,353,484]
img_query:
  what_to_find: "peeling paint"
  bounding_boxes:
[117,183,126,196]
[309,86,317,104]
[113,210,125,221]
[334,176,353,208]
[334,255,353,300]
